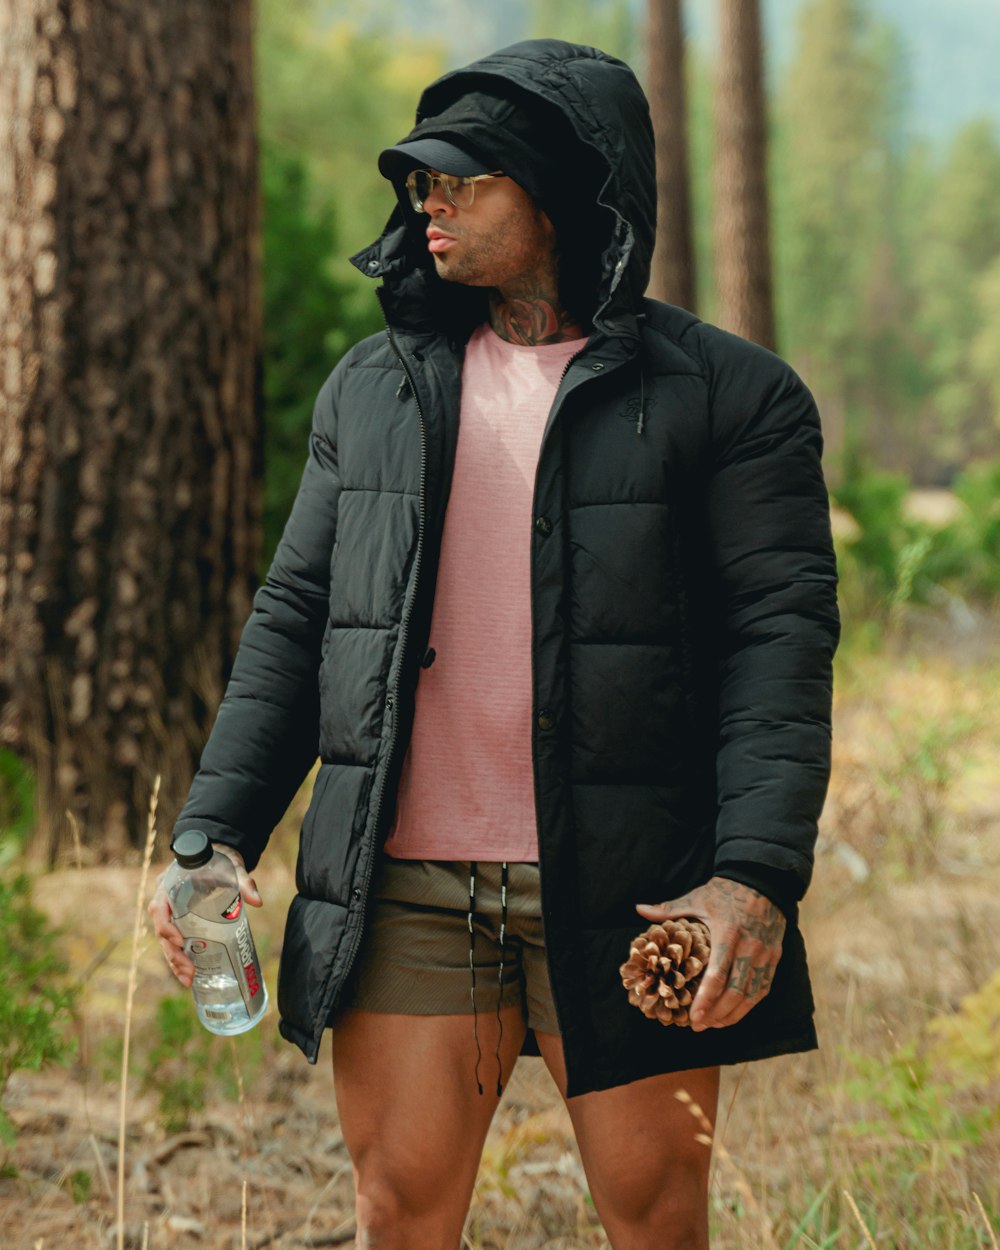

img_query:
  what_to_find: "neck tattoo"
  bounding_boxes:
[489,288,587,347]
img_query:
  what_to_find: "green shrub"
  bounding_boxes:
[834,465,914,599]
[928,966,1000,1084]
[844,1042,995,1165]
[834,456,1000,616]
[0,750,35,867]
[140,995,264,1132]
[0,873,76,1145]
[141,996,209,1132]
[925,458,1000,600]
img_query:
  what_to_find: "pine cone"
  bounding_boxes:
[619,919,711,1027]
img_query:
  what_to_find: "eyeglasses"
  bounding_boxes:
[404,169,505,213]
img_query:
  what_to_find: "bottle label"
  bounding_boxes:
[177,911,267,1018]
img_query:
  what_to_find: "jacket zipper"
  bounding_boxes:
[333,322,428,999]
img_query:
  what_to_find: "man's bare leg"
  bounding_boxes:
[535,1031,719,1250]
[331,1007,527,1249]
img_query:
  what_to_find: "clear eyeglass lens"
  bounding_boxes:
[407,170,476,211]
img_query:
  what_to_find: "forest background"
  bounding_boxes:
[1,0,999,1248]
[261,0,1000,593]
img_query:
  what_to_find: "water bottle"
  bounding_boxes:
[164,829,269,1035]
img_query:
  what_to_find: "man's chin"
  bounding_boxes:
[432,254,462,282]
[432,256,489,287]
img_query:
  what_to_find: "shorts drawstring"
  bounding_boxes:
[494,861,509,1098]
[467,860,510,1099]
[468,861,485,1095]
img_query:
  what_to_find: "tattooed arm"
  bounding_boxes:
[635,878,785,1030]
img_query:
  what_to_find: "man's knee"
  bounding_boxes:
[352,1153,457,1245]
[598,1152,710,1234]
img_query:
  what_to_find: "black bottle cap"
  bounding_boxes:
[171,829,213,869]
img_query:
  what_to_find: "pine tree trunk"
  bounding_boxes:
[646,0,696,310]
[713,0,775,349]
[0,0,261,862]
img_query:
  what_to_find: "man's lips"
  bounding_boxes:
[427,228,456,254]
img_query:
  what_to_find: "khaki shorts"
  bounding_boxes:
[343,857,560,1036]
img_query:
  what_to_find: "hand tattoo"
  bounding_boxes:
[636,875,786,1026]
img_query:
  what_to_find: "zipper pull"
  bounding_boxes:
[396,375,411,400]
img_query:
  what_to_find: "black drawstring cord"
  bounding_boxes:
[493,861,509,1098]
[636,365,647,436]
[468,862,485,1095]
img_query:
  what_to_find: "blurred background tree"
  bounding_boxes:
[771,0,907,467]
[713,0,774,349]
[646,0,696,310]
[0,0,260,860]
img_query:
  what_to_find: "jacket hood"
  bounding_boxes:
[352,39,656,341]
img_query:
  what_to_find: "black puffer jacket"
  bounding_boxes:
[173,40,839,1096]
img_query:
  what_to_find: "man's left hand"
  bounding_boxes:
[635,877,785,1031]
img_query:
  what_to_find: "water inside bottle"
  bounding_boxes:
[193,971,269,1036]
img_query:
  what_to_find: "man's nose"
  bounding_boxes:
[422,181,455,216]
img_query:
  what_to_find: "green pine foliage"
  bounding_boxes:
[529,0,635,62]
[910,119,1000,463]
[261,145,383,565]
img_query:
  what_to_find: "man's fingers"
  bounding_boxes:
[213,845,263,907]
[635,897,702,924]
[693,955,778,1029]
[688,942,734,1029]
[148,882,194,987]
[239,872,263,906]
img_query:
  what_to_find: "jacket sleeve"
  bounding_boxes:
[171,364,346,871]
[701,333,840,915]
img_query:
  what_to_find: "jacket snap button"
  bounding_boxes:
[534,515,552,536]
[591,362,605,371]
[537,708,556,731]
[352,887,362,901]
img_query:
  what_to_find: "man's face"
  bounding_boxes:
[418,172,557,293]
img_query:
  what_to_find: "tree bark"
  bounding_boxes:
[713,0,775,349]
[646,0,696,310]
[0,0,261,862]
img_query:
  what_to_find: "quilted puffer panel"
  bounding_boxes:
[319,627,397,766]
[570,782,714,925]
[567,500,682,641]
[328,490,419,629]
[297,762,373,905]
[335,355,423,494]
[568,641,690,783]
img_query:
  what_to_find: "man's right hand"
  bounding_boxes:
[147,844,263,988]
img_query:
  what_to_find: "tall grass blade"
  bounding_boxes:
[843,1189,878,1250]
[781,1183,832,1250]
[974,1193,999,1250]
[115,776,160,1250]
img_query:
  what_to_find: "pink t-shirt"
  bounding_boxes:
[385,323,586,862]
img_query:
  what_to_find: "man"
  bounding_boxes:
[151,39,838,1249]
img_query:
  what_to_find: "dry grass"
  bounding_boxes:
[1,636,999,1248]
